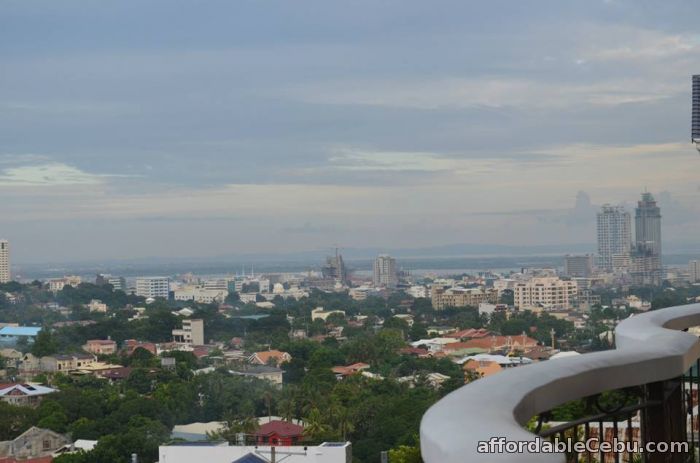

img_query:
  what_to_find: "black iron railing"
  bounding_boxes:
[535,360,700,463]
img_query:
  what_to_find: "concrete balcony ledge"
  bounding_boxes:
[420,303,700,463]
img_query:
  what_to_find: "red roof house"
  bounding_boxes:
[254,420,304,446]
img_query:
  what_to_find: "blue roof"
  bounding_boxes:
[232,454,267,463]
[232,315,270,320]
[0,326,41,336]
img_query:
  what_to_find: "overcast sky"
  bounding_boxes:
[2,0,699,263]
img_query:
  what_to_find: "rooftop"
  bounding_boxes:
[0,326,41,336]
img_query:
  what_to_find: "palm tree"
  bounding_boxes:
[303,408,329,441]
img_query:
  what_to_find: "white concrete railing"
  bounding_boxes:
[420,303,700,463]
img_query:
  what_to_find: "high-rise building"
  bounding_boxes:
[692,74,700,149]
[322,250,348,285]
[564,254,593,278]
[597,205,631,272]
[0,240,9,283]
[634,192,662,257]
[630,192,662,286]
[135,277,170,299]
[373,254,398,288]
[689,260,700,283]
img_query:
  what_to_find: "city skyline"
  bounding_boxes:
[2,1,700,263]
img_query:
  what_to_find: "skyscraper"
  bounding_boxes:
[630,192,662,286]
[596,205,631,272]
[634,192,662,256]
[689,260,700,283]
[0,240,9,283]
[373,254,398,288]
[693,74,700,150]
[321,249,348,285]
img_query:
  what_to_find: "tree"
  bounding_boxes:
[303,408,329,441]
[388,445,423,463]
[31,329,57,357]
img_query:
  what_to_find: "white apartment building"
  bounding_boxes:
[136,277,170,299]
[0,240,9,283]
[174,286,228,304]
[514,277,578,311]
[373,254,398,288]
[597,205,631,272]
[690,260,700,283]
[406,285,429,299]
[172,319,205,346]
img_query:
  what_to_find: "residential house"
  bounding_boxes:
[331,363,370,379]
[249,350,292,366]
[254,420,304,446]
[230,366,284,385]
[0,427,70,461]
[86,299,108,313]
[83,339,117,355]
[463,359,503,379]
[40,354,96,372]
[0,384,57,407]
[124,340,157,356]
[18,354,41,377]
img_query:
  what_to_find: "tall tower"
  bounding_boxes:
[630,192,662,286]
[373,254,398,288]
[635,192,662,256]
[0,240,9,283]
[596,205,631,272]
[693,74,700,152]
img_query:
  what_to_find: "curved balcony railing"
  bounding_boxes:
[420,303,700,463]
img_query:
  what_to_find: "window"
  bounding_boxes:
[43,439,51,450]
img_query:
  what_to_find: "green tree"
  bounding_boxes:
[388,445,423,463]
[31,329,58,357]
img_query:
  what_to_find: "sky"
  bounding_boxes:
[2,0,700,263]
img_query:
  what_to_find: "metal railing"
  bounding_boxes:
[420,303,700,463]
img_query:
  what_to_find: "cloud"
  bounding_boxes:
[283,76,682,110]
[0,163,105,186]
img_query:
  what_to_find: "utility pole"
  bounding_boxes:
[550,328,556,349]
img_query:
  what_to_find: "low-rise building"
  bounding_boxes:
[174,286,228,304]
[172,319,205,347]
[0,384,57,407]
[158,442,351,463]
[40,354,97,372]
[230,366,284,385]
[514,277,578,311]
[249,350,292,366]
[254,420,305,446]
[331,363,370,379]
[311,307,345,322]
[83,339,118,355]
[0,327,41,347]
[0,427,71,460]
[87,299,108,313]
[431,287,498,310]
[135,276,170,299]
